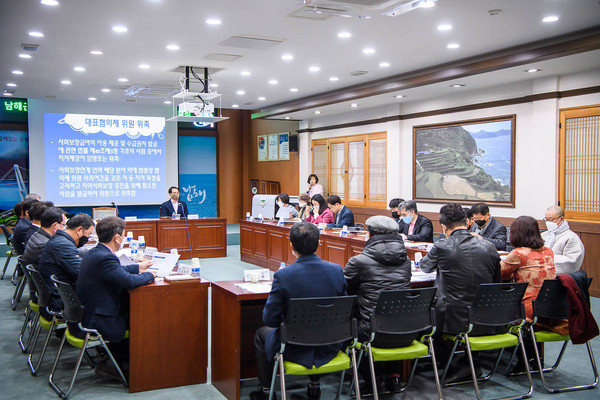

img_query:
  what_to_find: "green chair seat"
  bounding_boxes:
[39,316,54,330]
[6,250,12,257]
[28,300,39,313]
[65,329,99,349]
[284,351,350,375]
[358,340,429,362]
[443,333,519,351]
[534,330,570,343]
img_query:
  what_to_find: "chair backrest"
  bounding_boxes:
[533,277,592,320]
[26,265,52,308]
[50,275,83,324]
[469,282,528,327]
[282,296,357,346]
[372,287,437,335]
[0,224,12,245]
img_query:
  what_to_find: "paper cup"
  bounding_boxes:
[170,248,178,255]
[191,258,200,268]
[250,272,260,283]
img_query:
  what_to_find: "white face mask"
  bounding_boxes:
[299,201,307,208]
[277,201,284,207]
[117,235,126,250]
[545,221,558,232]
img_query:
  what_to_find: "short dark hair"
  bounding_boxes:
[168,186,179,194]
[509,216,544,249]
[326,194,341,205]
[298,193,311,202]
[289,222,320,256]
[400,200,418,214]
[388,198,404,209]
[21,199,38,215]
[471,203,489,216]
[439,203,467,230]
[463,207,473,219]
[41,207,64,228]
[311,194,328,216]
[13,201,24,217]
[307,174,319,184]
[66,213,93,230]
[29,201,53,221]
[277,192,290,205]
[96,216,126,243]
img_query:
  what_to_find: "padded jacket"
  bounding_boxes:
[22,229,52,268]
[420,229,501,334]
[344,234,412,341]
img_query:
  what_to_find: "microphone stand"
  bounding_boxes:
[111,202,120,218]
[181,203,193,260]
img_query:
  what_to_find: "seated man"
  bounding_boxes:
[542,205,585,274]
[22,207,65,268]
[463,207,474,230]
[344,215,412,392]
[398,200,433,242]
[252,222,347,400]
[38,213,94,318]
[326,194,355,228]
[469,202,507,250]
[23,201,53,247]
[12,199,37,255]
[388,197,404,221]
[77,217,155,377]
[160,186,189,217]
[420,203,501,380]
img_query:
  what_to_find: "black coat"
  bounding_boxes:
[160,200,189,217]
[12,218,31,255]
[470,216,507,251]
[398,214,434,243]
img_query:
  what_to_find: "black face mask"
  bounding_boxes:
[391,211,399,219]
[475,219,487,228]
[78,235,89,248]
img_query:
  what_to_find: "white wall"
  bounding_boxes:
[299,68,600,218]
[27,99,177,200]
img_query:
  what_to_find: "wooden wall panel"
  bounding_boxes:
[267,229,286,264]
[254,226,268,258]
[124,220,158,248]
[217,109,244,224]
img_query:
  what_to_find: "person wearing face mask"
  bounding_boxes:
[38,213,95,319]
[469,203,507,251]
[397,200,433,242]
[23,201,53,248]
[388,198,404,221]
[541,205,585,274]
[306,194,334,225]
[160,186,189,217]
[295,193,312,220]
[275,192,298,219]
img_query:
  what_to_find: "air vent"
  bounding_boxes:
[4,89,16,94]
[21,43,40,52]
[125,99,137,102]
[324,0,408,8]
[203,53,243,62]
[45,95,57,99]
[168,65,226,75]
[350,70,368,76]
[124,85,179,98]
[219,35,285,50]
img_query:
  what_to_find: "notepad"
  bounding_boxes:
[235,282,273,294]
[148,252,180,277]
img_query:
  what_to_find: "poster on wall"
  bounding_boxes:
[257,135,267,162]
[278,132,290,160]
[0,130,29,212]
[413,115,515,206]
[178,135,217,217]
[268,134,278,161]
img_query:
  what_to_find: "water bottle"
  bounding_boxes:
[172,212,177,220]
[130,240,139,260]
[191,266,200,277]
[246,212,251,221]
[341,225,348,237]
[138,236,145,254]
[279,262,286,270]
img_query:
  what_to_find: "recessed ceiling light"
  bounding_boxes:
[118,77,128,82]
[236,90,245,95]
[41,0,59,5]
[526,68,542,73]
[241,71,251,76]
[281,54,294,61]
[337,31,351,39]
[419,0,436,8]
[73,66,85,72]
[329,76,339,82]
[88,97,97,101]
[138,63,150,69]
[314,111,322,114]
[166,44,180,51]
[450,83,465,88]
[284,117,290,120]
[379,62,390,67]
[112,25,128,33]
[309,66,320,72]
[12,70,24,75]
[6,83,17,87]
[209,83,218,88]
[362,48,375,55]
[350,103,359,108]
[18,54,32,59]
[394,95,405,98]
[28,31,44,37]
[101,88,111,93]
[543,15,559,23]
[289,88,298,92]
[61,80,71,85]
[3,92,13,96]
[258,96,266,101]
[437,24,452,31]
[447,43,460,49]
[206,18,222,25]
[268,79,278,85]
[231,104,239,108]
[163,100,171,104]
[90,50,103,55]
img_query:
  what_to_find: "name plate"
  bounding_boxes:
[124,216,137,221]
[188,214,199,219]
[243,269,271,282]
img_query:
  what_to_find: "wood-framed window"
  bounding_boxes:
[311,132,387,208]
[559,104,600,222]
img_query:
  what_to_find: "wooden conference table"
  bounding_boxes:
[125,217,227,259]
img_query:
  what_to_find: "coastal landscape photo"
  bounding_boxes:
[413,115,515,205]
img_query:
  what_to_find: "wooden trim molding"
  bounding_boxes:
[256,26,600,120]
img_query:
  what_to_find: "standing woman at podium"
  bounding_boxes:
[306,174,323,198]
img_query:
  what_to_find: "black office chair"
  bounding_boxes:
[440,282,533,400]
[11,256,27,310]
[48,275,127,399]
[18,262,40,353]
[269,296,360,400]
[356,287,441,399]
[0,224,15,280]
[433,232,445,243]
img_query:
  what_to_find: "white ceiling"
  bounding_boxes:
[1,0,600,120]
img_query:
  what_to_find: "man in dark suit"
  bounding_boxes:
[23,201,53,247]
[77,216,155,377]
[12,199,36,255]
[252,222,347,400]
[160,186,189,217]
[469,202,507,250]
[397,200,434,242]
[326,194,355,228]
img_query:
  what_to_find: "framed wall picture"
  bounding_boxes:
[257,134,268,162]
[268,134,278,161]
[278,132,290,160]
[413,115,516,207]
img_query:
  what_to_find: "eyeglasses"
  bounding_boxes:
[543,216,561,222]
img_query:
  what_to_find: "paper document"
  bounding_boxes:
[235,282,273,294]
[148,252,180,277]
[411,270,437,282]
[116,249,137,266]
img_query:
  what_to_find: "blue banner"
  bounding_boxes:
[178,136,217,217]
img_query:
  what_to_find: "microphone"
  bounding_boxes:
[111,202,120,218]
